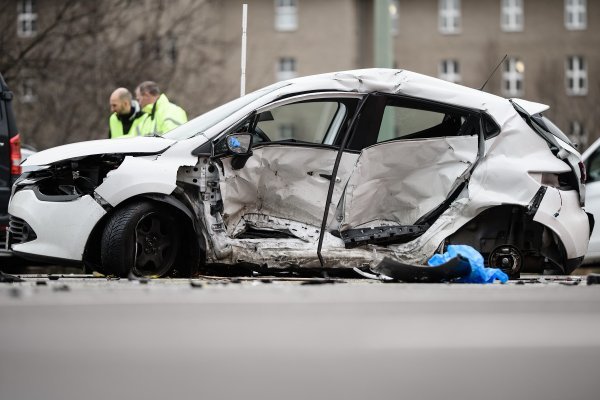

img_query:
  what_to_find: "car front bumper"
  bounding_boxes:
[8,189,106,262]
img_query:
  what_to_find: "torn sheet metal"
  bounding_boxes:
[231,213,321,242]
[341,224,428,248]
[220,145,359,236]
[341,136,477,230]
[228,233,393,269]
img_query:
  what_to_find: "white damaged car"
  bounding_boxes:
[7,69,592,278]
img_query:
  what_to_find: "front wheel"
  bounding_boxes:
[101,201,181,277]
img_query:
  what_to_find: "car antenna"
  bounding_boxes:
[480,54,507,91]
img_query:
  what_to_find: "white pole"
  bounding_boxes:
[240,3,248,97]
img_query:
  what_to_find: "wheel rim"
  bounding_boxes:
[133,211,178,277]
[489,245,522,275]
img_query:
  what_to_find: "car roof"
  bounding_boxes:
[273,68,510,113]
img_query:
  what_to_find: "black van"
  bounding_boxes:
[0,72,22,245]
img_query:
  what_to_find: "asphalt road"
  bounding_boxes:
[1,275,600,400]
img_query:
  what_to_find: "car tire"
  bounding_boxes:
[101,201,181,277]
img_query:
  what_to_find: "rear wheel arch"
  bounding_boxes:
[444,204,569,275]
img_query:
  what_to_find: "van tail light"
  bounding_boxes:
[10,134,22,176]
[579,161,586,184]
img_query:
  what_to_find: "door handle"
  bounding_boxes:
[319,173,341,183]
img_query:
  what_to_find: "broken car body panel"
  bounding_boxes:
[340,135,478,230]
[220,146,359,236]
[7,68,591,276]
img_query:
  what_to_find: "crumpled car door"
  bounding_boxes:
[338,98,480,235]
[217,96,361,238]
[339,135,478,231]
[220,147,358,237]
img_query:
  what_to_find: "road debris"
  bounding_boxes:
[371,256,471,283]
[128,271,149,284]
[0,271,24,283]
[586,274,600,285]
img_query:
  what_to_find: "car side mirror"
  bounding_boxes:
[226,133,253,156]
[226,133,253,170]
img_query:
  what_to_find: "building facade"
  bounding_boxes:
[1,0,598,149]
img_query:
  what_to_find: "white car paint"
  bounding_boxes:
[584,180,600,262]
[95,154,194,207]
[582,139,600,263]
[9,190,106,260]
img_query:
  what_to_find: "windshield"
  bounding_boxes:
[163,83,289,140]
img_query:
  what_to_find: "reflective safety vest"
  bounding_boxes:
[109,112,145,139]
[135,94,187,136]
[109,100,144,139]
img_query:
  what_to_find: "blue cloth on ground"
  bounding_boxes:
[428,245,509,284]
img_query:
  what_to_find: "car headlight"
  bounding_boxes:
[13,155,125,202]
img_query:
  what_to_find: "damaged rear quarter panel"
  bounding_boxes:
[341,135,478,230]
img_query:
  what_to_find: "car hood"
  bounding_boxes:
[22,137,176,166]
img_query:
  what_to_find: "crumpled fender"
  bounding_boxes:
[95,154,195,207]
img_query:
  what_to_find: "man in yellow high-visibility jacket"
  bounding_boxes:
[108,88,145,139]
[134,81,187,136]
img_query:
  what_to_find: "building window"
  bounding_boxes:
[565,0,586,30]
[17,0,37,38]
[569,120,587,148]
[439,0,460,34]
[501,0,523,32]
[275,0,298,32]
[439,60,461,83]
[502,57,524,97]
[566,56,587,96]
[390,0,399,36]
[19,74,36,103]
[277,57,297,81]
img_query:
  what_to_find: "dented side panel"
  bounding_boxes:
[341,135,478,230]
[220,145,359,235]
